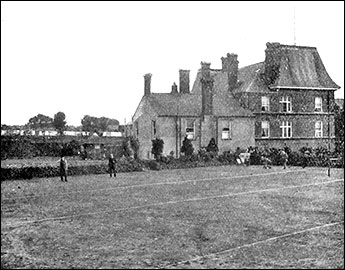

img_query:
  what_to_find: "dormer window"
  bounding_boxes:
[280,96,292,113]
[261,96,270,112]
[315,97,322,112]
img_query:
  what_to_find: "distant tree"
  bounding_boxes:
[151,138,164,160]
[129,136,140,159]
[53,111,67,135]
[181,136,194,157]
[81,115,119,135]
[27,114,53,130]
[334,104,344,154]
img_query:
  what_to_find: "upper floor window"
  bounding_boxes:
[151,120,156,138]
[186,119,195,140]
[280,121,292,138]
[280,96,292,112]
[315,121,323,137]
[315,97,323,112]
[261,96,270,112]
[221,120,232,140]
[261,121,270,138]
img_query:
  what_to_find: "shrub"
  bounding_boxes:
[181,136,194,157]
[151,138,164,160]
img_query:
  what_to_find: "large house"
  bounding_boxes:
[132,42,340,159]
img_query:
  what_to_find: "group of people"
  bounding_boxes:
[59,153,117,182]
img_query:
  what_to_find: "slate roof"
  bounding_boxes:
[268,45,340,89]
[141,91,253,117]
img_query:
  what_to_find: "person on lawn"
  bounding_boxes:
[108,154,117,177]
[59,156,68,182]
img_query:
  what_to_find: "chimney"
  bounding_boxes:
[171,82,178,94]
[179,69,190,94]
[264,42,282,85]
[144,73,152,96]
[200,62,214,115]
[221,53,238,91]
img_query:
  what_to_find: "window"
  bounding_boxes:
[221,120,232,139]
[280,121,292,138]
[261,96,270,112]
[315,121,323,137]
[135,121,139,136]
[151,120,156,138]
[186,119,195,140]
[261,121,270,138]
[315,97,322,112]
[280,96,292,112]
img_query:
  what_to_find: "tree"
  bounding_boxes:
[53,111,67,135]
[81,115,119,135]
[206,138,219,153]
[27,114,53,130]
[334,104,344,154]
[151,138,164,160]
[181,136,194,157]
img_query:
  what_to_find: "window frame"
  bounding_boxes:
[315,97,323,112]
[315,121,323,137]
[280,121,292,138]
[186,119,196,140]
[261,121,270,138]
[151,120,157,139]
[279,96,292,113]
[221,120,232,140]
[261,96,270,112]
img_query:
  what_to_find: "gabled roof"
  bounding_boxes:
[136,91,253,118]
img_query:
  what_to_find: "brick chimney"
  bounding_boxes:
[200,62,214,115]
[171,82,178,94]
[144,73,152,96]
[179,69,190,94]
[264,42,282,85]
[221,53,238,91]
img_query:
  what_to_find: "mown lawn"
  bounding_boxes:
[1,165,344,269]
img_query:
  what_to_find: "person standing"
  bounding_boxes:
[302,149,311,168]
[108,154,117,177]
[280,149,289,169]
[59,156,68,182]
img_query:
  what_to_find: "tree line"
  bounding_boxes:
[2,112,120,136]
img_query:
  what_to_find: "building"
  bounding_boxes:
[133,65,255,159]
[132,42,341,159]
[232,42,340,150]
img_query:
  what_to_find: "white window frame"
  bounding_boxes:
[280,121,292,138]
[280,96,292,113]
[261,96,270,112]
[315,97,323,112]
[261,121,270,138]
[186,119,195,140]
[315,121,323,137]
[221,120,232,140]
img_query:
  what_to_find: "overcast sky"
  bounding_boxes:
[1,1,344,126]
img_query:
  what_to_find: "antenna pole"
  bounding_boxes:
[294,7,296,45]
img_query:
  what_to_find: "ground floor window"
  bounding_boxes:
[280,121,292,138]
[315,121,323,137]
[186,119,195,140]
[221,120,232,139]
[261,121,270,138]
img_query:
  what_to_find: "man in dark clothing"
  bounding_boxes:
[59,156,68,182]
[108,154,117,177]
[302,149,311,168]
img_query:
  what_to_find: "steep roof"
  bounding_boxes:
[266,44,340,89]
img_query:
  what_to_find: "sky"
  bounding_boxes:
[1,1,344,126]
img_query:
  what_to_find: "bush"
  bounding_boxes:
[181,136,194,157]
[151,138,164,160]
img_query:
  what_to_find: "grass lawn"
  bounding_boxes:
[1,165,344,269]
